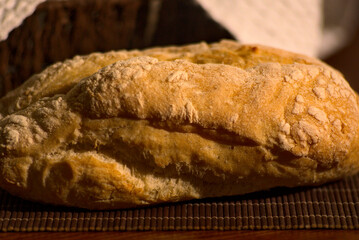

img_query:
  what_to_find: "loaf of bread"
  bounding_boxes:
[0,40,358,210]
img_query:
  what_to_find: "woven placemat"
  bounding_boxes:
[0,174,358,231]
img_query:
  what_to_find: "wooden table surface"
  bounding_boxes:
[1,230,358,240]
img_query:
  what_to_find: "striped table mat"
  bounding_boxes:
[0,174,358,231]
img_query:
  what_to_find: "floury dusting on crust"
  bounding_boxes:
[0,40,358,209]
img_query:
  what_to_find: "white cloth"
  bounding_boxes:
[197,0,321,57]
[0,0,46,40]
[197,0,359,58]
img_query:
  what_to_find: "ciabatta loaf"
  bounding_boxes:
[0,40,358,209]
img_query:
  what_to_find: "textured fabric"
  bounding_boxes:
[197,0,322,57]
[0,174,358,231]
[195,0,359,58]
[0,0,46,40]
[198,0,322,56]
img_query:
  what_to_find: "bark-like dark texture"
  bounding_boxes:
[0,0,233,97]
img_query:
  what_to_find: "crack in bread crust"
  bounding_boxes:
[0,40,358,209]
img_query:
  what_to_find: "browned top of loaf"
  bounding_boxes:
[0,40,324,116]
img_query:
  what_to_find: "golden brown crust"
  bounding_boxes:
[0,40,358,209]
[0,40,324,117]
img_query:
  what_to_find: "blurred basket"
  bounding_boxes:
[0,0,233,97]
